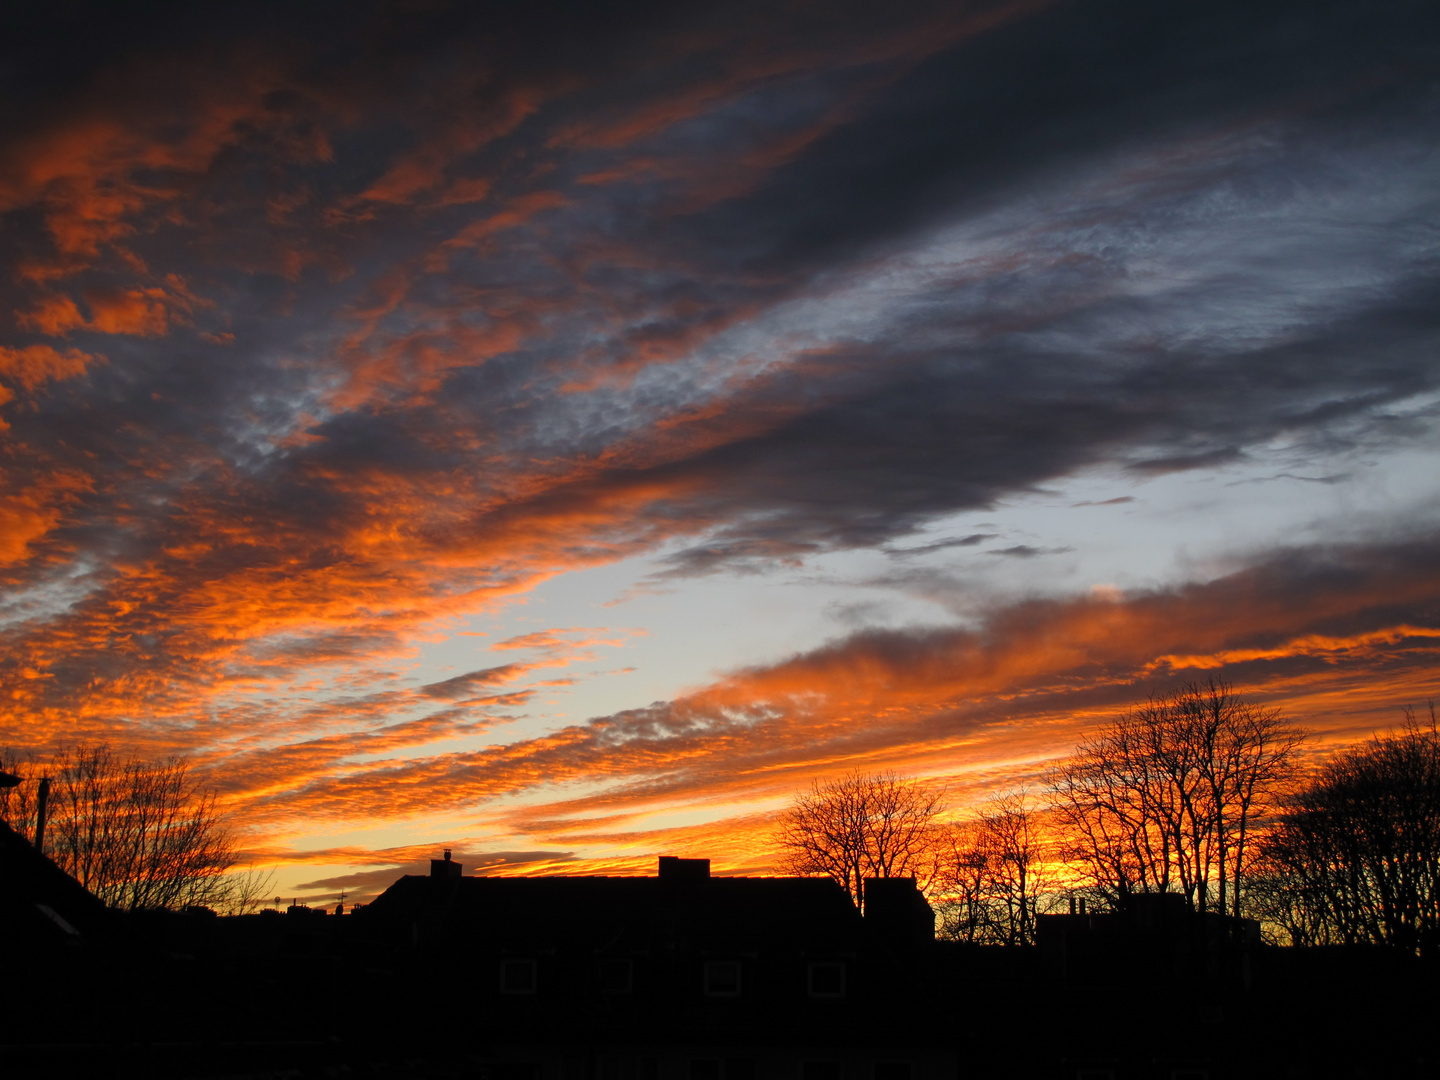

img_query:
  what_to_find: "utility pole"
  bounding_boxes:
[34,777,51,853]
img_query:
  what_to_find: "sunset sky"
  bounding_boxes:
[2,0,1438,902]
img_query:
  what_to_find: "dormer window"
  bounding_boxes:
[501,958,537,994]
[703,960,741,996]
[599,957,633,994]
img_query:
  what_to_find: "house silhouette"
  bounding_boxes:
[0,818,112,951]
[354,854,954,1080]
[1,844,1436,1079]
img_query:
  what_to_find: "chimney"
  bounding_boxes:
[431,848,463,879]
[657,856,710,883]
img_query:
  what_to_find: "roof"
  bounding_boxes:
[362,871,863,954]
[0,819,112,949]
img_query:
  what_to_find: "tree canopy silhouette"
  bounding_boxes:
[775,770,944,910]
[0,744,267,912]
[1254,706,1440,955]
[1047,680,1304,917]
[933,792,1056,945]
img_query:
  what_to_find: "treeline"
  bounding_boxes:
[775,683,1440,956]
[1253,707,1440,952]
[0,744,270,913]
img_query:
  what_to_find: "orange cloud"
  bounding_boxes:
[15,295,88,335]
[18,275,205,339]
[490,627,634,655]
[1147,626,1440,672]
[434,190,570,258]
[81,287,170,336]
[0,47,335,287]
[200,540,1440,862]
[0,344,101,391]
[352,82,549,209]
[0,468,94,566]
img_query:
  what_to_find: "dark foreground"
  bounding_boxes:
[4,840,1436,1079]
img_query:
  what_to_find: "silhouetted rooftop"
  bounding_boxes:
[364,862,865,954]
[0,819,112,949]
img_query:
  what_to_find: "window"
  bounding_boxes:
[703,960,741,996]
[500,958,537,994]
[873,1064,911,1080]
[802,1061,842,1080]
[481,1065,538,1080]
[599,958,634,994]
[691,1061,722,1080]
[807,961,846,998]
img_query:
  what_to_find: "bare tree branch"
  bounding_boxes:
[1046,680,1304,916]
[1253,704,1440,955]
[775,770,945,910]
[933,792,1059,945]
[1,743,261,913]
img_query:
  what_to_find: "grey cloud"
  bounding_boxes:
[1127,448,1246,475]
[987,545,1073,559]
[1229,473,1354,487]
[885,534,998,558]
[419,666,526,700]
[10,1,1440,577]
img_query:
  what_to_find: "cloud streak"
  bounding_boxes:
[217,539,1440,857]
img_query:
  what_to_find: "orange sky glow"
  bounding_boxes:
[2,0,1438,902]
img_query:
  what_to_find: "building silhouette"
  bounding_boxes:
[0,844,1435,1079]
[0,817,113,949]
[355,854,955,1080]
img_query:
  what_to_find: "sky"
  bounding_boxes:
[2,0,1439,903]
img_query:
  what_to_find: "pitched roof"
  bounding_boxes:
[0,820,112,948]
[364,872,862,953]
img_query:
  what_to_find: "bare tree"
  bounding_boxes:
[1253,705,1440,955]
[1,743,269,913]
[0,746,41,839]
[934,819,992,942]
[1047,680,1304,917]
[224,863,281,916]
[934,792,1057,945]
[776,770,945,910]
